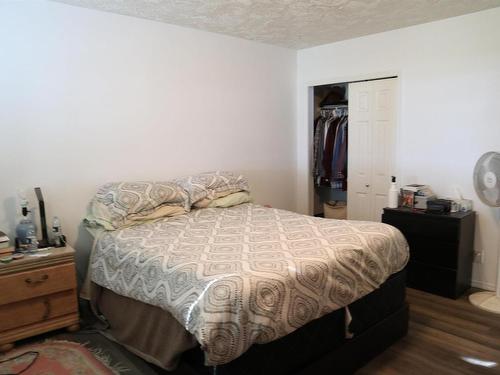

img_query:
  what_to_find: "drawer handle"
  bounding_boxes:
[25,274,49,285]
[42,299,51,320]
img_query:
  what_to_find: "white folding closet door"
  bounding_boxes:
[347,82,372,221]
[347,78,397,221]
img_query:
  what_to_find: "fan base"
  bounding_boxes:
[469,291,500,314]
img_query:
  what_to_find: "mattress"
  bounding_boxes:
[89,203,409,365]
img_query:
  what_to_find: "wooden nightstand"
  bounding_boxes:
[0,246,80,351]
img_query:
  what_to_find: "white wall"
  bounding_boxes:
[2,1,498,290]
[297,8,500,290]
[0,1,296,281]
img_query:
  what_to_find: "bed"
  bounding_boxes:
[84,201,409,374]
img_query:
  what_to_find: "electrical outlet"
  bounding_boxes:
[474,251,483,264]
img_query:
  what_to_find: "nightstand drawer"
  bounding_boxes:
[0,290,77,332]
[0,263,76,305]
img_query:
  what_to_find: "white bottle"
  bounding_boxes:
[388,176,399,208]
[52,216,62,247]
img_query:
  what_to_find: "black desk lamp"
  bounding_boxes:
[35,187,49,247]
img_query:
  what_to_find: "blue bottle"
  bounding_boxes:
[15,198,37,250]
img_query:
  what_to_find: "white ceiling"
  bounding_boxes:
[53,0,500,49]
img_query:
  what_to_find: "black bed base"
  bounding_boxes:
[180,304,408,375]
[295,303,408,374]
[179,270,408,375]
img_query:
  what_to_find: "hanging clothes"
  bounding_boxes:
[322,116,342,180]
[313,108,348,190]
[332,117,348,190]
[313,116,326,179]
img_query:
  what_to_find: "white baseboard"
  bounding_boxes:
[471,280,496,291]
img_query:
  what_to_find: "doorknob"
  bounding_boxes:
[365,184,370,188]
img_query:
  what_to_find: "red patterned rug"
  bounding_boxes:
[0,340,125,374]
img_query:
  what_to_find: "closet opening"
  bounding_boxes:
[313,83,349,218]
[311,76,399,222]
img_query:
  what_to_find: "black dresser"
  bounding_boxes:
[382,208,475,299]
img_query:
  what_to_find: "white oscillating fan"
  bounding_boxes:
[469,151,500,313]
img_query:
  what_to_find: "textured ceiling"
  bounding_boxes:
[53,0,500,49]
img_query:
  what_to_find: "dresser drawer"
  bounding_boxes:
[406,236,458,269]
[407,261,458,298]
[0,263,76,305]
[0,290,77,332]
[382,212,460,241]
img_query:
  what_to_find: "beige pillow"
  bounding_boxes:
[193,198,212,209]
[207,191,252,208]
[128,205,186,221]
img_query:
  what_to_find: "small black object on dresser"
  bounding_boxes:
[382,208,475,299]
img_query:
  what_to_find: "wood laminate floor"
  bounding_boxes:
[358,288,500,374]
[7,288,500,374]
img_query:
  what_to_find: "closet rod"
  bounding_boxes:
[348,75,397,84]
[321,104,348,109]
[323,75,398,87]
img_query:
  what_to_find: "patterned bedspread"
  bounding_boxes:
[90,204,409,365]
